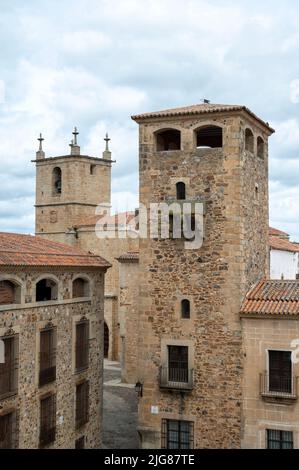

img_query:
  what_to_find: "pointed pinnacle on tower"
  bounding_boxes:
[36,133,45,159]
[103,132,111,159]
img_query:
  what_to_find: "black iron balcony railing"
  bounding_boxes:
[160,367,194,391]
[260,373,298,400]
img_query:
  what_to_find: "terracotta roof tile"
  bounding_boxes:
[0,232,111,268]
[269,236,299,253]
[241,280,299,317]
[269,226,289,238]
[75,211,136,229]
[117,251,139,262]
[131,103,274,132]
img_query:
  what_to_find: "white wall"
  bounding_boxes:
[270,249,299,280]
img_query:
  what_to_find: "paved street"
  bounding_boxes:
[103,360,139,449]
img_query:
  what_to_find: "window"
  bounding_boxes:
[52,167,62,195]
[39,394,56,447]
[36,278,58,302]
[72,278,90,298]
[195,125,222,148]
[0,411,18,449]
[161,419,194,449]
[176,182,186,200]
[90,165,96,175]
[0,335,19,398]
[267,429,293,449]
[76,381,89,429]
[181,299,190,319]
[156,129,181,151]
[168,345,188,383]
[257,136,265,159]
[75,436,85,449]
[75,320,89,372]
[39,327,56,387]
[245,128,254,153]
[268,350,292,394]
[0,280,21,305]
[104,322,109,359]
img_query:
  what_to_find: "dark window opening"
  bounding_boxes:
[156,130,181,151]
[39,327,56,387]
[0,335,19,398]
[104,322,109,358]
[161,419,194,449]
[36,279,58,302]
[245,128,254,153]
[176,182,186,200]
[75,436,85,449]
[52,167,62,195]
[181,299,191,319]
[257,136,265,159]
[39,394,56,447]
[168,345,188,383]
[76,381,89,429]
[267,429,293,449]
[0,280,21,305]
[73,278,90,298]
[0,411,18,449]
[75,320,89,372]
[196,126,223,148]
[269,350,292,394]
[90,165,96,175]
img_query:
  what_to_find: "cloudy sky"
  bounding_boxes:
[1,0,299,239]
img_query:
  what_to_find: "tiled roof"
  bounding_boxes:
[241,280,299,317]
[117,251,139,262]
[269,236,299,253]
[75,211,136,229]
[269,226,289,238]
[131,103,275,132]
[0,232,111,268]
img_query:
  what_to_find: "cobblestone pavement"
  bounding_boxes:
[103,360,139,449]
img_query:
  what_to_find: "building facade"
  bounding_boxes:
[269,228,299,280]
[0,233,110,449]
[131,103,274,448]
[33,132,138,364]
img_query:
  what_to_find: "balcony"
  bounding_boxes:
[260,374,298,402]
[160,367,194,391]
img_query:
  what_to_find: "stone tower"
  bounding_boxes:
[33,129,113,243]
[131,103,274,448]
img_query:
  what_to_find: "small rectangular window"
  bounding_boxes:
[168,346,188,383]
[75,321,89,372]
[39,327,56,387]
[39,394,56,447]
[0,411,18,449]
[0,335,19,398]
[268,350,292,394]
[267,429,293,449]
[76,381,89,429]
[161,419,194,449]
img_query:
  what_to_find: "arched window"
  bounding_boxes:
[181,299,190,319]
[195,125,223,148]
[0,280,21,305]
[176,182,186,200]
[156,129,181,151]
[72,278,90,298]
[245,128,254,153]
[36,278,58,302]
[257,136,265,159]
[52,167,62,195]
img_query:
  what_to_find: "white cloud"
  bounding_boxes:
[0,80,5,104]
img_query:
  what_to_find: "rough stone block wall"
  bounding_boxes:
[0,267,105,449]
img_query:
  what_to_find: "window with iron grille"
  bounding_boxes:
[168,345,189,383]
[39,394,56,447]
[0,335,19,399]
[76,381,89,429]
[75,436,85,449]
[0,410,19,449]
[39,327,56,387]
[161,419,194,449]
[268,350,292,394]
[75,320,89,372]
[267,429,293,449]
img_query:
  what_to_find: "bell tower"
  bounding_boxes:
[33,128,113,243]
